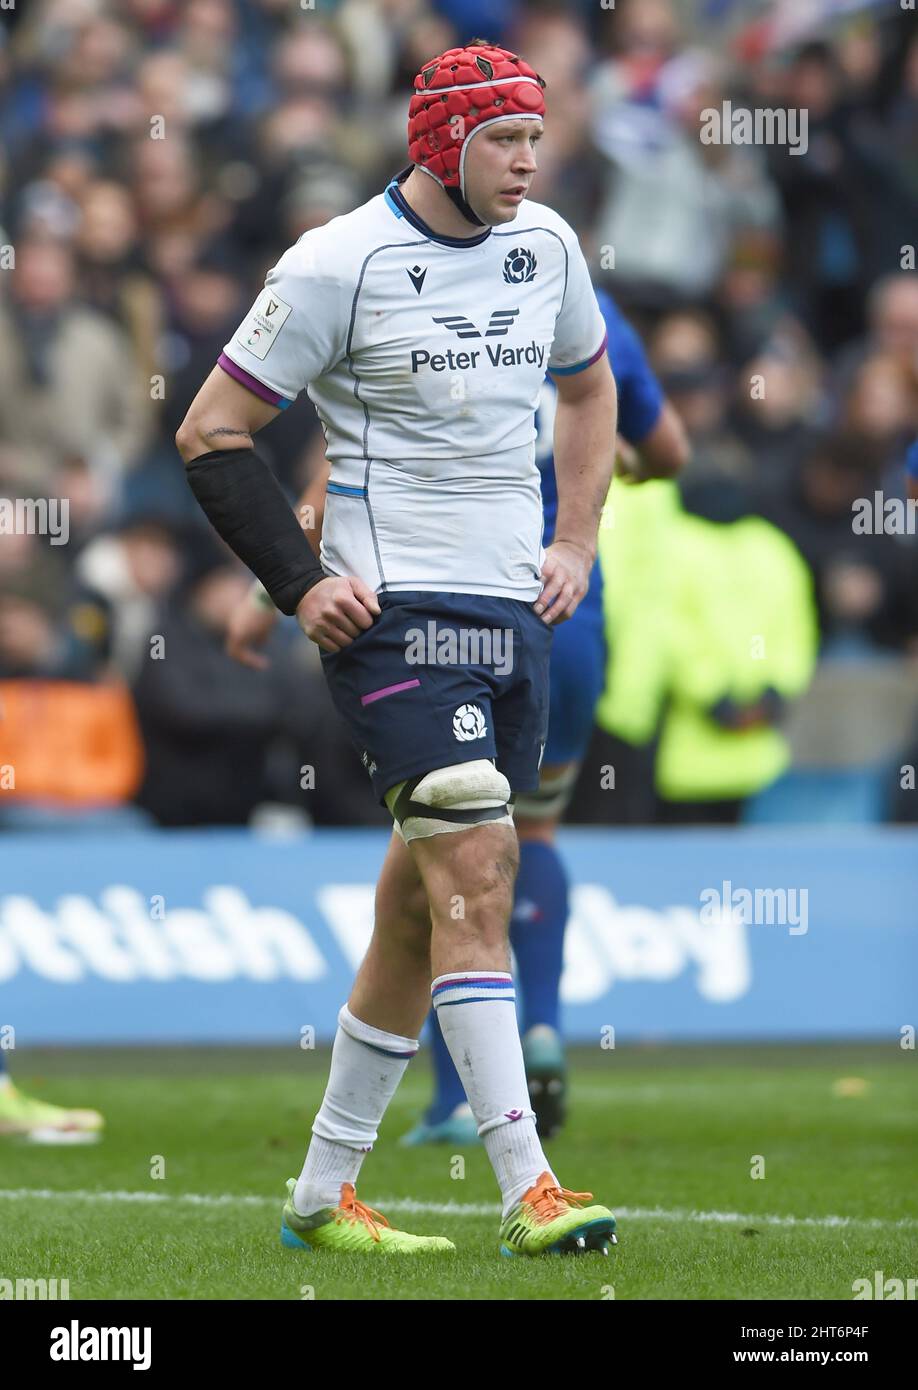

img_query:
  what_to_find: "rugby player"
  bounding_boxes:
[179,41,618,1257]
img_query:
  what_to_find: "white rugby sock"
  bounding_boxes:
[293,1004,418,1216]
[431,971,555,1218]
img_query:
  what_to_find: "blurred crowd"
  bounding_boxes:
[0,0,916,829]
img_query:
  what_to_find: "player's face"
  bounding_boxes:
[464,120,542,225]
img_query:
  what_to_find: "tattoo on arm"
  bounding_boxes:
[204,426,253,445]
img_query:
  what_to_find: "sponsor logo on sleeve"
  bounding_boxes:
[239,288,292,361]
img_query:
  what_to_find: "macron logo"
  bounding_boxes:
[50,1321,151,1371]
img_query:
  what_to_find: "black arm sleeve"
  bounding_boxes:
[185,447,326,616]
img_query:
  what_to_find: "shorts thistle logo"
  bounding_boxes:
[503,248,537,285]
[453,704,487,741]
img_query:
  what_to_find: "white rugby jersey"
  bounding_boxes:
[219,166,608,600]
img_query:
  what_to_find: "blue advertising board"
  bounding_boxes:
[1,828,914,1044]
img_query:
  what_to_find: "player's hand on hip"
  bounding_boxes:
[296,575,381,652]
[225,584,278,670]
[535,540,593,625]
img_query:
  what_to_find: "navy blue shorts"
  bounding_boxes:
[319,591,554,805]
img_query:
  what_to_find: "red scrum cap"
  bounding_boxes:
[408,41,546,208]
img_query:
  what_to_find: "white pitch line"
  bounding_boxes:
[0,1189,915,1230]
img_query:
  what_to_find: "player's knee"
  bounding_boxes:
[512,762,579,825]
[385,759,513,844]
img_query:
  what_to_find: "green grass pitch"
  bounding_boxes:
[1,1043,915,1301]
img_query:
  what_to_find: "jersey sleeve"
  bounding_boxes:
[546,231,608,377]
[598,290,665,445]
[218,235,350,409]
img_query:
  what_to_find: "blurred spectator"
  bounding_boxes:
[70,508,187,681]
[281,160,364,242]
[730,320,825,497]
[714,227,786,364]
[843,355,918,461]
[127,134,230,279]
[763,40,870,351]
[156,243,249,445]
[650,309,753,483]
[510,7,603,233]
[131,550,286,826]
[74,179,162,382]
[763,433,918,654]
[834,275,918,397]
[0,462,72,664]
[652,473,818,823]
[0,238,153,499]
[589,0,781,302]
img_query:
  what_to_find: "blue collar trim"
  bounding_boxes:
[384,169,491,248]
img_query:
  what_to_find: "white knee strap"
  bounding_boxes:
[386,759,514,842]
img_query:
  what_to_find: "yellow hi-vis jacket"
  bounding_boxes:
[596,478,819,801]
